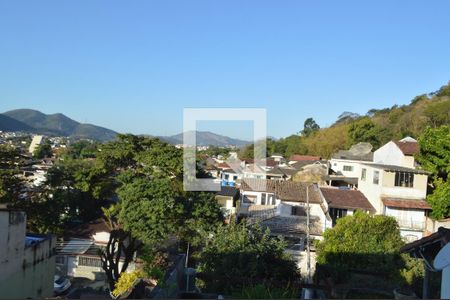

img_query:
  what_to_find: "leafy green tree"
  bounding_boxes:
[348,117,383,148]
[176,192,224,247]
[417,126,450,219]
[33,143,52,159]
[301,117,320,137]
[316,211,404,279]
[0,145,24,204]
[417,126,450,180]
[424,100,450,128]
[64,140,98,159]
[197,222,299,293]
[117,176,183,245]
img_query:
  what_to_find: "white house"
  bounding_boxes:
[329,142,373,187]
[238,179,332,238]
[373,136,419,169]
[320,187,375,226]
[56,219,136,280]
[357,163,431,241]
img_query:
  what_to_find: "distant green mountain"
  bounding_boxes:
[2,109,118,141]
[160,130,250,147]
[0,114,34,132]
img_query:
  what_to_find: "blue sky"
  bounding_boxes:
[0,1,449,140]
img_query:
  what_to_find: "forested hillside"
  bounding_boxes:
[258,82,450,159]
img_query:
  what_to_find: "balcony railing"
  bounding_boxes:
[396,218,425,230]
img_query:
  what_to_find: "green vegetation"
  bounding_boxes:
[317,212,404,278]
[112,270,146,297]
[33,143,52,158]
[197,222,299,293]
[417,125,450,219]
[0,145,23,204]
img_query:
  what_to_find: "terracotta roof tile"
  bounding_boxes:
[240,179,322,203]
[289,155,321,161]
[320,187,374,211]
[394,141,420,156]
[382,197,431,210]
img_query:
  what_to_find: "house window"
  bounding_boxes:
[291,206,307,216]
[224,174,229,180]
[261,193,266,205]
[233,175,238,181]
[268,194,276,205]
[361,168,367,181]
[373,170,380,184]
[343,165,353,172]
[395,172,414,188]
[78,256,102,268]
[329,207,348,226]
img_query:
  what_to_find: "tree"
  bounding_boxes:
[117,176,183,245]
[197,222,299,293]
[176,192,224,247]
[301,118,320,137]
[33,143,52,159]
[417,126,450,219]
[316,212,404,279]
[0,145,24,204]
[347,117,382,148]
[100,206,142,291]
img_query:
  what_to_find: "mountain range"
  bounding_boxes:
[159,131,250,147]
[1,109,117,141]
[0,109,250,146]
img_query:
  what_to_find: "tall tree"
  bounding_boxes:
[417,125,450,219]
[301,117,320,137]
[317,212,404,280]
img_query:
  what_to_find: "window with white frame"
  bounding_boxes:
[373,170,380,185]
[394,172,414,188]
[361,168,367,181]
[343,165,353,172]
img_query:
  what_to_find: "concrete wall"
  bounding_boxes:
[330,159,363,178]
[357,166,384,214]
[381,173,427,199]
[0,210,56,299]
[374,141,415,168]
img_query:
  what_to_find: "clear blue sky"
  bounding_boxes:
[1,1,449,140]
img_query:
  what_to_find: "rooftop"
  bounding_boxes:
[382,197,432,210]
[240,179,322,203]
[320,187,375,211]
[361,163,429,175]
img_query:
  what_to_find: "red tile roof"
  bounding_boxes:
[289,155,321,161]
[394,141,420,156]
[382,197,431,210]
[240,179,322,203]
[217,162,230,169]
[320,188,375,211]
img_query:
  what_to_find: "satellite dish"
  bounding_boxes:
[434,242,450,270]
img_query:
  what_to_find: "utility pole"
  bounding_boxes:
[306,184,311,283]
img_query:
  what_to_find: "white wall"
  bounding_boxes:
[384,207,426,231]
[0,211,55,299]
[357,165,384,214]
[373,141,414,168]
[330,159,364,178]
[241,190,278,205]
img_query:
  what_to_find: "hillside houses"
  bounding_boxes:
[206,135,435,243]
